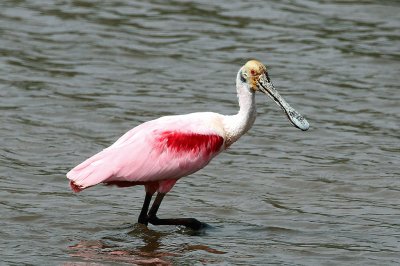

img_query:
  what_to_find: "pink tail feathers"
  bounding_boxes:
[67,151,114,192]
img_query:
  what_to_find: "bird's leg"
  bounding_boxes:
[138,192,153,225]
[147,193,206,230]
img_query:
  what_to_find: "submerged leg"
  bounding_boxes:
[147,193,206,230]
[138,192,153,225]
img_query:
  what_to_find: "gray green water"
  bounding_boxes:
[1,0,399,265]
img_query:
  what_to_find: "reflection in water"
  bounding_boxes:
[128,224,172,257]
[67,224,174,265]
[1,0,399,264]
[182,244,226,255]
[66,223,225,265]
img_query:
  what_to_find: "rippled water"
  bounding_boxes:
[1,0,399,265]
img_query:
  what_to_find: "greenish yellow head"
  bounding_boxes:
[241,60,270,92]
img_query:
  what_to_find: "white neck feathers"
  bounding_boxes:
[222,70,257,146]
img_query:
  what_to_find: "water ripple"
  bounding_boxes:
[0,0,399,265]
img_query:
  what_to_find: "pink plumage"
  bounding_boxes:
[67,60,309,230]
[67,113,225,194]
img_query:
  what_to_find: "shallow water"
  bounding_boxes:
[1,0,399,265]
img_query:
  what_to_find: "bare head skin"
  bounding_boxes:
[241,60,269,91]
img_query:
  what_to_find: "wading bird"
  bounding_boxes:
[67,60,309,230]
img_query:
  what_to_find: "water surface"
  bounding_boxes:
[1,0,399,265]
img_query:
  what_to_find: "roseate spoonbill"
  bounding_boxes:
[67,60,309,230]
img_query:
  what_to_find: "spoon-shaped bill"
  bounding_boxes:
[258,80,309,131]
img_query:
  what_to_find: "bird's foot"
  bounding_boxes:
[148,216,207,231]
[137,214,149,226]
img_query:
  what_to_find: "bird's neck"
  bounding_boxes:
[223,84,257,147]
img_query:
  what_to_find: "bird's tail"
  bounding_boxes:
[67,150,114,192]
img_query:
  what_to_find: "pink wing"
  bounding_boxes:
[67,114,225,193]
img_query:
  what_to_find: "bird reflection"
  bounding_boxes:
[67,224,174,265]
[66,223,225,265]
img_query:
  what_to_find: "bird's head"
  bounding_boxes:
[239,59,309,131]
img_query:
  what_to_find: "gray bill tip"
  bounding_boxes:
[257,78,310,131]
[288,108,309,131]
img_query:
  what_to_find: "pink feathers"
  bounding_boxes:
[156,131,224,156]
[67,113,225,194]
[70,180,83,193]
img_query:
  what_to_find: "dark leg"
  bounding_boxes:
[147,193,206,230]
[138,192,153,225]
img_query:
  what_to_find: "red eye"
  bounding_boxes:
[250,69,255,75]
